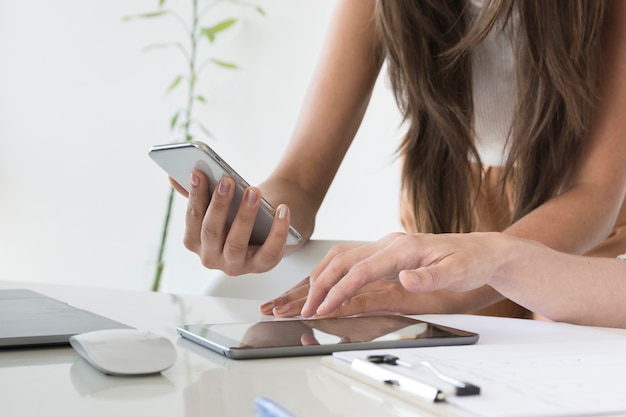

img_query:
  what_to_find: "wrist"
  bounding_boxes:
[489,233,530,288]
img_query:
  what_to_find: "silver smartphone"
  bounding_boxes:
[149,141,302,246]
[177,315,479,359]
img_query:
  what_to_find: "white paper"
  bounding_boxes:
[333,316,626,417]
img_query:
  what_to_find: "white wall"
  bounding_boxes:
[0,0,403,294]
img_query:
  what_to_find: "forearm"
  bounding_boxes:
[396,232,626,325]
[271,0,382,192]
[261,0,383,246]
[503,0,626,254]
[490,236,626,327]
[503,183,624,255]
[417,180,625,314]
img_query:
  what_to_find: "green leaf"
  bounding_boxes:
[141,42,189,62]
[122,10,167,22]
[255,6,266,16]
[141,42,175,52]
[195,95,207,103]
[201,18,238,43]
[166,75,183,93]
[169,111,180,130]
[211,58,238,69]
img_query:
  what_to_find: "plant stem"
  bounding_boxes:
[184,0,200,140]
[152,0,200,292]
[153,186,175,292]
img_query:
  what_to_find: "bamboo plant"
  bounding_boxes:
[124,0,265,291]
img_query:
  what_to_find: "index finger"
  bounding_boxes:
[259,276,310,316]
[302,245,372,317]
[306,235,415,317]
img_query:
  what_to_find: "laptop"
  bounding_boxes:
[0,288,131,348]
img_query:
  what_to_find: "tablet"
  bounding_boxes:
[177,315,479,359]
[149,141,302,246]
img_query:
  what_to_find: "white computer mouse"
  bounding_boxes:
[69,329,177,376]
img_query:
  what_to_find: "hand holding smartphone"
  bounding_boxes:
[149,141,302,246]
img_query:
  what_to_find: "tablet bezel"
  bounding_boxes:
[176,316,479,360]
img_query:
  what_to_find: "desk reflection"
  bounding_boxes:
[182,366,354,416]
[70,358,175,399]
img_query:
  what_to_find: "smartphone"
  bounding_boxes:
[177,315,479,359]
[149,141,302,246]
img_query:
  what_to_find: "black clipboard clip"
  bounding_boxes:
[350,354,480,403]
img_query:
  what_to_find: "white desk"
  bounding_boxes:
[2,281,625,417]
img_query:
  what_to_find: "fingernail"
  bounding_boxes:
[404,271,420,287]
[217,178,230,195]
[316,300,329,316]
[190,173,200,187]
[260,301,275,312]
[273,303,292,315]
[246,189,258,206]
[277,204,288,219]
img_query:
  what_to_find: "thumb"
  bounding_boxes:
[399,268,442,293]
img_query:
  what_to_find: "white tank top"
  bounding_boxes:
[469,0,517,167]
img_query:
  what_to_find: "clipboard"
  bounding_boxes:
[322,352,480,410]
[324,336,626,417]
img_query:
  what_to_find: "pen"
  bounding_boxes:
[352,357,444,402]
[367,354,480,397]
[254,396,297,417]
[351,354,480,402]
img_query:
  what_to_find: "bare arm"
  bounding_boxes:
[486,236,626,328]
[269,232,626,328]
[181,0,383,275]
[264,0,626,317]
[448,0,626,312]
[395,233,626,328]
[503,0,626,253]
[260,0,384,244]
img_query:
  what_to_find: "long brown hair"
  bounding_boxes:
[376,0,606,233]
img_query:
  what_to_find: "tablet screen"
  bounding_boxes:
[177,315,478,359]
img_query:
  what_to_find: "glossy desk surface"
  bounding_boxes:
[2,281,625,417]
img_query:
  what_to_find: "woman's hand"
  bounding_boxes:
[170,170,294,276]
[260,275,446,318]
[260,232,510,317]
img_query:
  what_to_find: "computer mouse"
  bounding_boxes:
[69,329,177,376]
